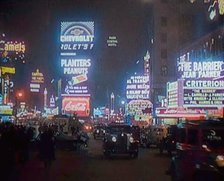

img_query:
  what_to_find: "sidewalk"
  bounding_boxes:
[16,150,86,181]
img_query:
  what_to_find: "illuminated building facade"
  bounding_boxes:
[156,27,224,124]
[59,21,94,117]
[149,0,223,112]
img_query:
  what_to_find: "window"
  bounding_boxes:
[161,16,167,27]
[161,65,168,76]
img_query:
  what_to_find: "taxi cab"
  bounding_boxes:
[170,118,224,181]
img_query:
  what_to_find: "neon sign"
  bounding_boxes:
[60,22,94,53]
[167,81,179,108]
[107,36,118,47]
[62,97,90,117]
[178,61,224,79]
[219,0,224,15]
[61,58,91,75]
[31,69,44,83]
[60,22,94,97]
[126,75,150,100]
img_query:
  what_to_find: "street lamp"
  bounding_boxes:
[14,91,23,122]
[121,100,126,116]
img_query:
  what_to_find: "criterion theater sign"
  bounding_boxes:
[177,57,224,107]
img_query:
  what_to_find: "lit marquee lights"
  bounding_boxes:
[0,34,26,63]
[177,61,224,79]
[60,58,91,75]
[207,0,224,20]
[60,22,94,52]
[218,0,224,15]
[60,22,94,96]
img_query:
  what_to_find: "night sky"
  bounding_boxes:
[1,0,150,107]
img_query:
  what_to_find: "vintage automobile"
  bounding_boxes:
[93,124,106,139]
[103,124,139,158]
[170,118,224,181]
[142,125,168,148]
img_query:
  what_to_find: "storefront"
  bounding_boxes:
[155,107,207,125]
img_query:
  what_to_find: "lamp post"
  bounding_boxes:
[110,92,115,115]
[121,100,126,116]
[14,91,23,122]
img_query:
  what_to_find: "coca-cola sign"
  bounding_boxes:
[62,97,90,117]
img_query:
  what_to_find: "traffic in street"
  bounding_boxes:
[18,133,171,181]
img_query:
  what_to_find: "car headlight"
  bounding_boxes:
[129,136,134,143]
[216,155,224,167]
[112,136,117,142]
[103,130,106,133]
[96,129,99,133]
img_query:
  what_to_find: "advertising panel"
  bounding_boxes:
[127,100,152,121]
[126,75,150,100]
[60,22,94,96]
[60,22,94,54]
[30,69,44,93]
[31,69,44,83]
[0,35,25,63]
[177,59,224,108]
[1,67,15,74]
[155,107,206,119]
[167,81,178,108]
[62,96,90,117]
[0,105,13,115]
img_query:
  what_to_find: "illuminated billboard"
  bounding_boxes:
[62,96,90,117]
[167,81,179,108]
[107,36,118,47]
[31,69,44,83]
[126,75,150,100]
[30,69,44,93]
[0,34,25,63]
[1,67,15,74]
[60,21,94,55]
[177,56,224,108]
[177,60,223,79]
[127,100,152,121]
[60,22,94,97]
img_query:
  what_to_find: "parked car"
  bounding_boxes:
[103,124,139,158]
[170,118,224,181]
[142,125,168,148]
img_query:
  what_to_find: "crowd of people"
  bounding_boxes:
[0,120,76,181]
[0,115,91,179]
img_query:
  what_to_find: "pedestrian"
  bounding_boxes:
[39,128,55,168]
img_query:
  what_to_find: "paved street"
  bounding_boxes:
[18,136,171,181]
